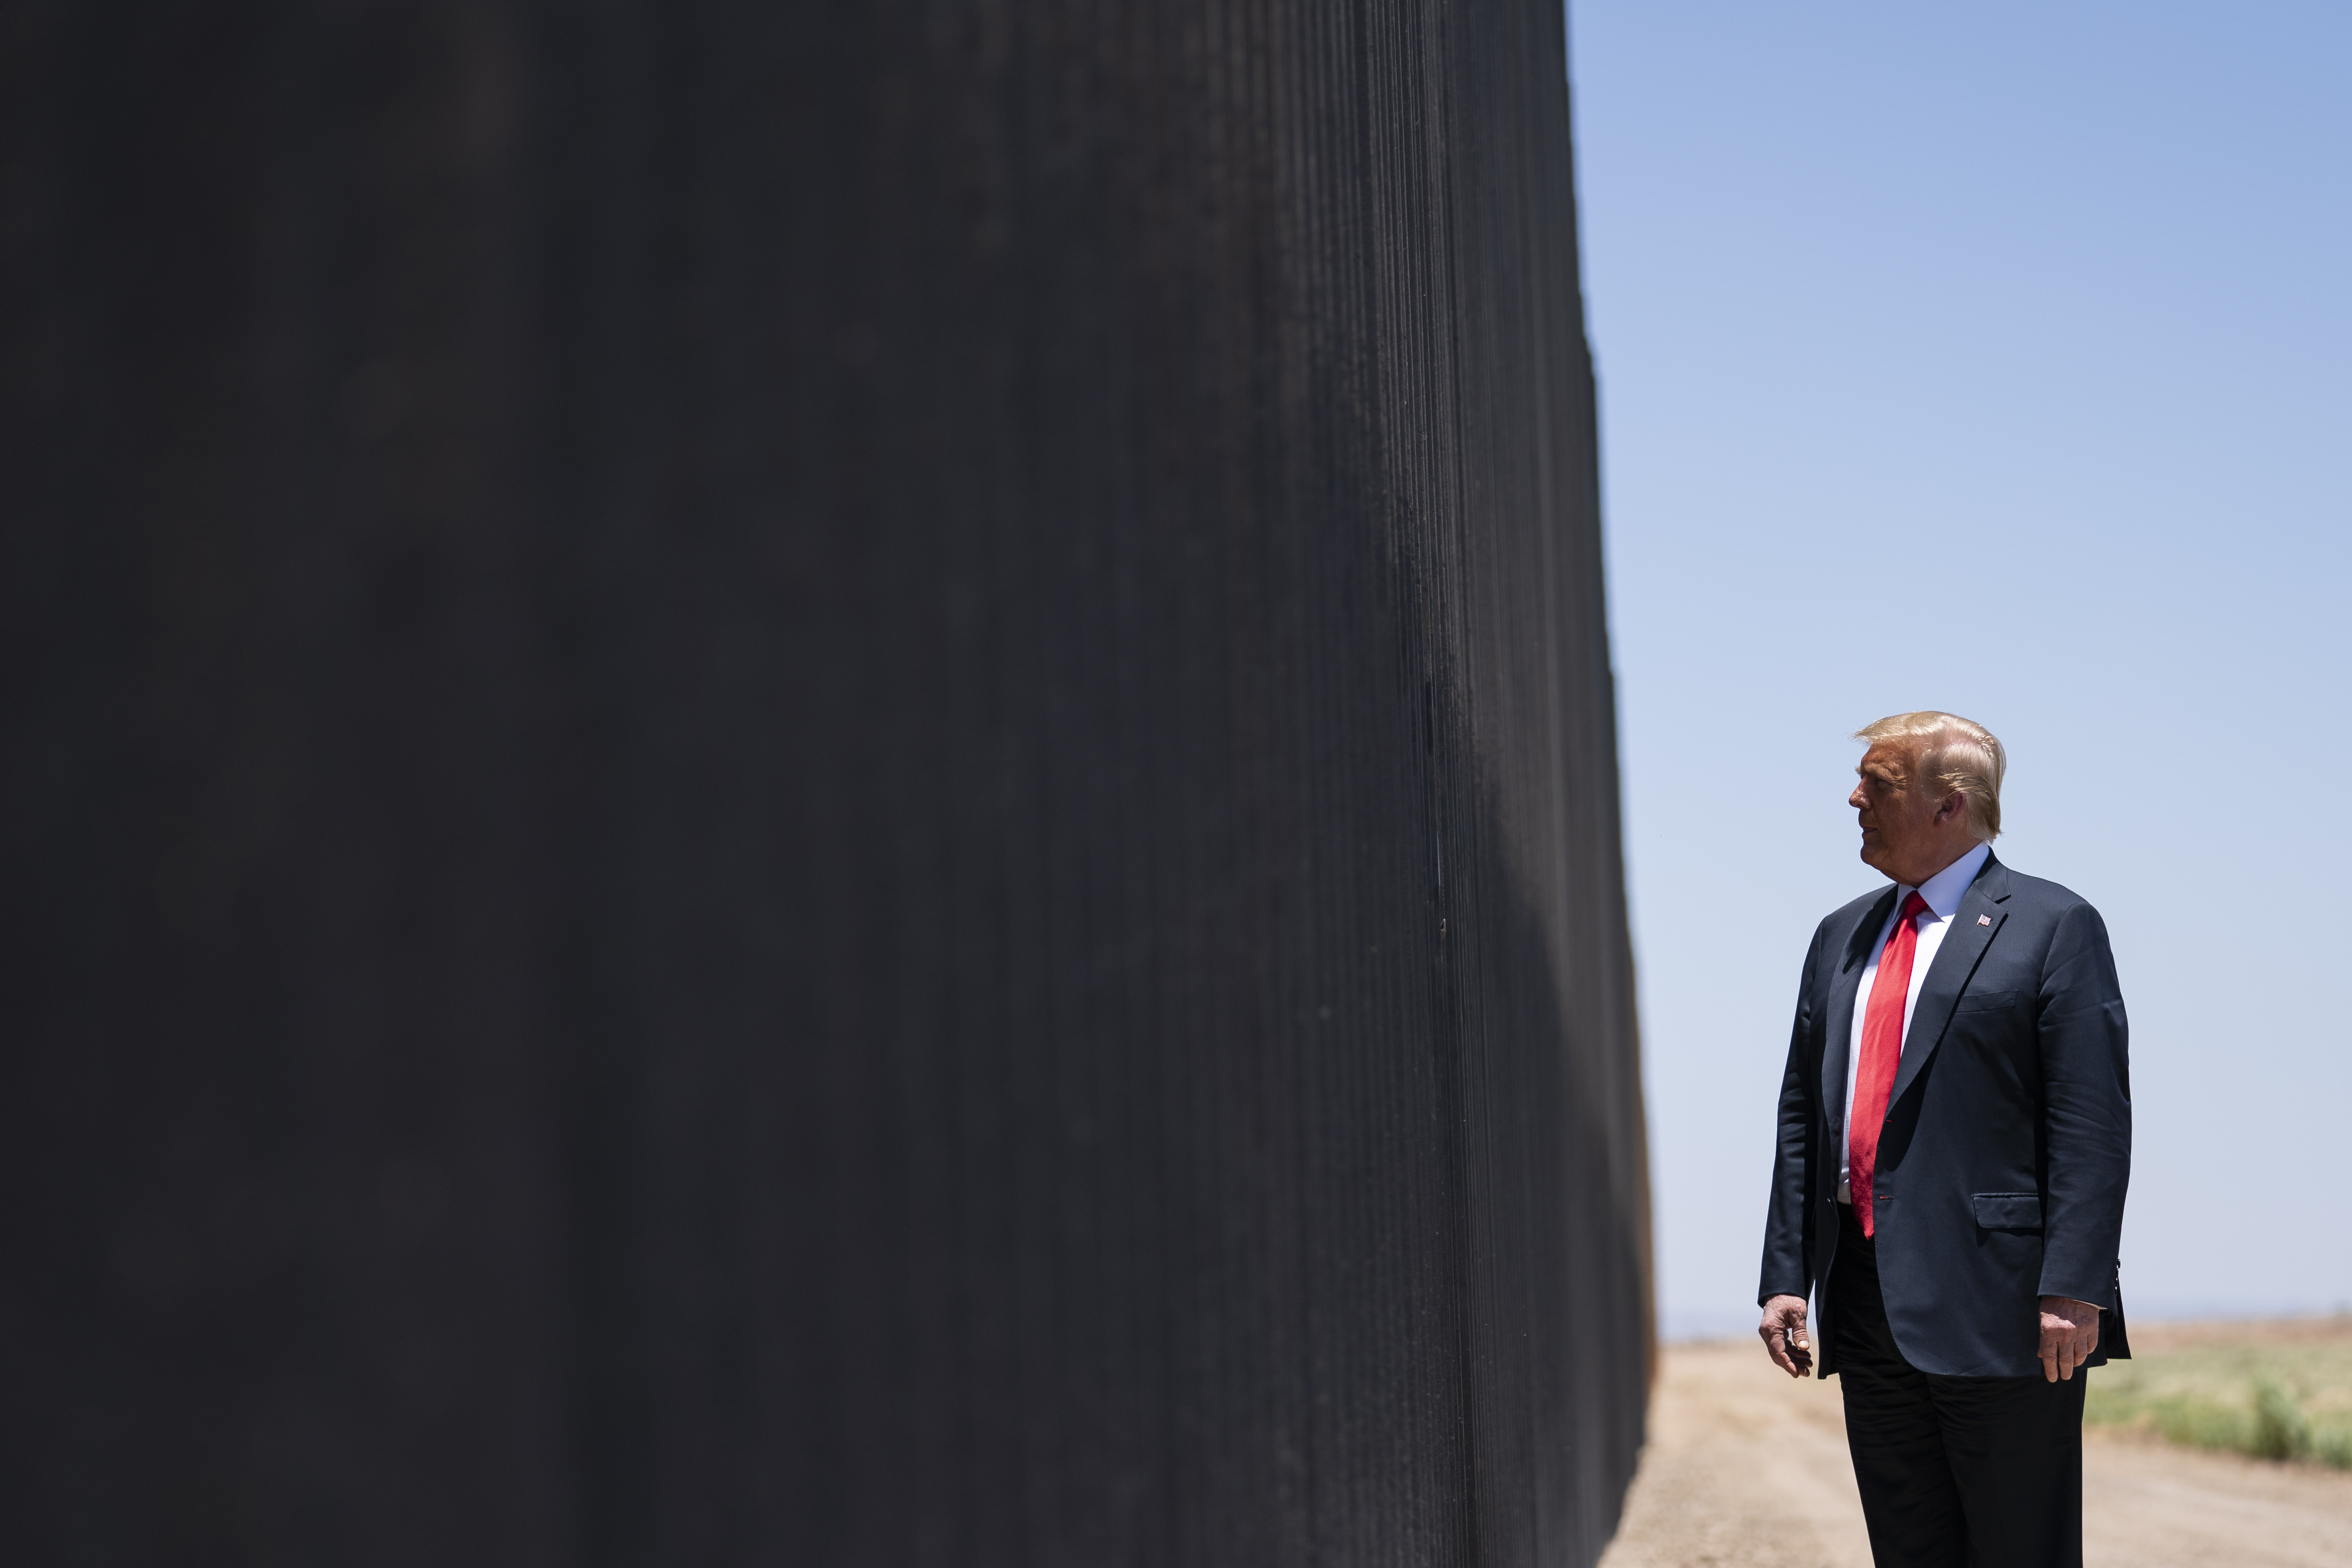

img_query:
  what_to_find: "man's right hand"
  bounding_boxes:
[1759,1294,1813,1378]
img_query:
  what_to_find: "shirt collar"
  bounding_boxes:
[1904,840,1992,921]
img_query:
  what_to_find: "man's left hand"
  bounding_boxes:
[2037,1295,2101,1382]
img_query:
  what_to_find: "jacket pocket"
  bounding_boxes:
[1954,988,2024,1013]
[1972,1191,2043,1231]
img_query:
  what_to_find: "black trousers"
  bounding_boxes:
[1828,1204,2085,1568]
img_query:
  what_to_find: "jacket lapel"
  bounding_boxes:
[1820,886,1897,1146]
[1886,853,2013,1109]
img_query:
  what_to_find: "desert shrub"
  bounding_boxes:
[2147,1394,2252,1454]
[2313,1420,2352,1470]
[2082,1368,2142,1427]
[2250,1381,2311,1461]
[2080,1325,2352,1468]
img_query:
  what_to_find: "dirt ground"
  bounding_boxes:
[1598,1323,2352,1568]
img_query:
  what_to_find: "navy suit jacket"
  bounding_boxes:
[1758,851,2132,1378]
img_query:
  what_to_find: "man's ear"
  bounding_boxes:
[1934,792,1967,825]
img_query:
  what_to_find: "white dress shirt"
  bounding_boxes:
[1838,839,1993,1201]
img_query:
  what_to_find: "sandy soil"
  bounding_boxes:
[1599,1330,2352,1568]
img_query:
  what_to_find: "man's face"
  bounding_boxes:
[1848,741,1946,881]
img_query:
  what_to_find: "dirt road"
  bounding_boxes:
[1599,1336,2352,1568]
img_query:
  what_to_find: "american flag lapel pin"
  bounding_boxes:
[1978,915,1992,926]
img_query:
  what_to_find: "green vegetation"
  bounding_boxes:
[2085,1327,2352,1469]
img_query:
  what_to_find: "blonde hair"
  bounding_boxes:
[1854,711,2007,841]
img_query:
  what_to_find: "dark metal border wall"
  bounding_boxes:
[0,0,1649,1563]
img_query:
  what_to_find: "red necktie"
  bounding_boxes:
[1849,890,1932,1239]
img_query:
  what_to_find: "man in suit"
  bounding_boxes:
[1757,712,2130,1568]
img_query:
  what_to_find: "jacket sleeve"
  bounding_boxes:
[2036,900,2132,1308]
[1758,918,1827,1305]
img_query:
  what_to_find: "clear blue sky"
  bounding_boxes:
[1567,0,2352,1338]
